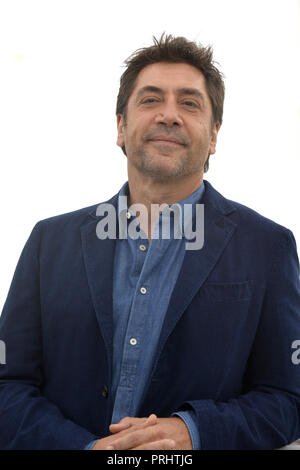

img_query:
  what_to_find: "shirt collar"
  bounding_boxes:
[117,180,205,239]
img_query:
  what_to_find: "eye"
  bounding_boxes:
[141,97,159,104]
[182,100,198,108]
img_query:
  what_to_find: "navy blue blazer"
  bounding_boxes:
[0,180,300,449]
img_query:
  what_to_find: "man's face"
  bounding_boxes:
[117,62,220,181]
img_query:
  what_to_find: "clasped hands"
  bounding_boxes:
[91,414,192,450]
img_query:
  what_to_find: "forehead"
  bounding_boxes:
[131,62,208,96]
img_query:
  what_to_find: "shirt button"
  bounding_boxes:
[140,287,147,294]
[126,211,131,219]
[101,385,108,398]
[139,244,147,252]
[130,338,137,346]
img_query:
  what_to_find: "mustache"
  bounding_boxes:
[143,129,188,146]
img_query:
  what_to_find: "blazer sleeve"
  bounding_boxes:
[177,228,300,449]
[0,222,98,449]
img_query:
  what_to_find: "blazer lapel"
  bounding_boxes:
[153,181,238,368]
[80,194,119,369]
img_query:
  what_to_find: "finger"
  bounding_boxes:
[132,439,176,450]
[146,414,158,424]
[109,418,146,433]
[106,425,158,450]
[109,414,157,433]
[109,421,132,433]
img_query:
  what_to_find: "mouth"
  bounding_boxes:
[148,137,185,146]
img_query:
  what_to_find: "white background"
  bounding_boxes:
[0,0,299,311]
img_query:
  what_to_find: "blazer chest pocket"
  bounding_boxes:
[203,280,253,302]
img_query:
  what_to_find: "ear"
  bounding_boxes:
[208,121,220,155]
[116,114,125,148]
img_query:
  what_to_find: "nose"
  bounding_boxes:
[154,98,183,127]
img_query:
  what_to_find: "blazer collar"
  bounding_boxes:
[86,180,236,220]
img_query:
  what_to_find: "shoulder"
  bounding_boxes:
[36,194,118,230]
[28,194,119,247]
[229,198,292,236]
[230,198,297,256]
[204,179,293,237]
[204,180,297,254]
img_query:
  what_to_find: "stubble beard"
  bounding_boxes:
[129,144,205,183]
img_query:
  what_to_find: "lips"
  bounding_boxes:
[148,136,185,146]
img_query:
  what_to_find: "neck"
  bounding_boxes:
[126,164,204,241]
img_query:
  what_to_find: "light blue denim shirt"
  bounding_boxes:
[86,181,205,450]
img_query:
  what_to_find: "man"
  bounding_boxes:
[0,34,300,450]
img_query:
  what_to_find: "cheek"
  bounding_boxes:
[194,125,211,145]
[125,124,144,147]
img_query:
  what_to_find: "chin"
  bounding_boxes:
[142,163,187,181]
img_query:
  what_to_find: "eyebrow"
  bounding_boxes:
[135,86,206,105]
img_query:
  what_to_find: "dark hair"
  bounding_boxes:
[116,33,225,172]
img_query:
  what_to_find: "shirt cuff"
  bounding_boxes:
[172,410,201,450]
[84,439,98,450]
